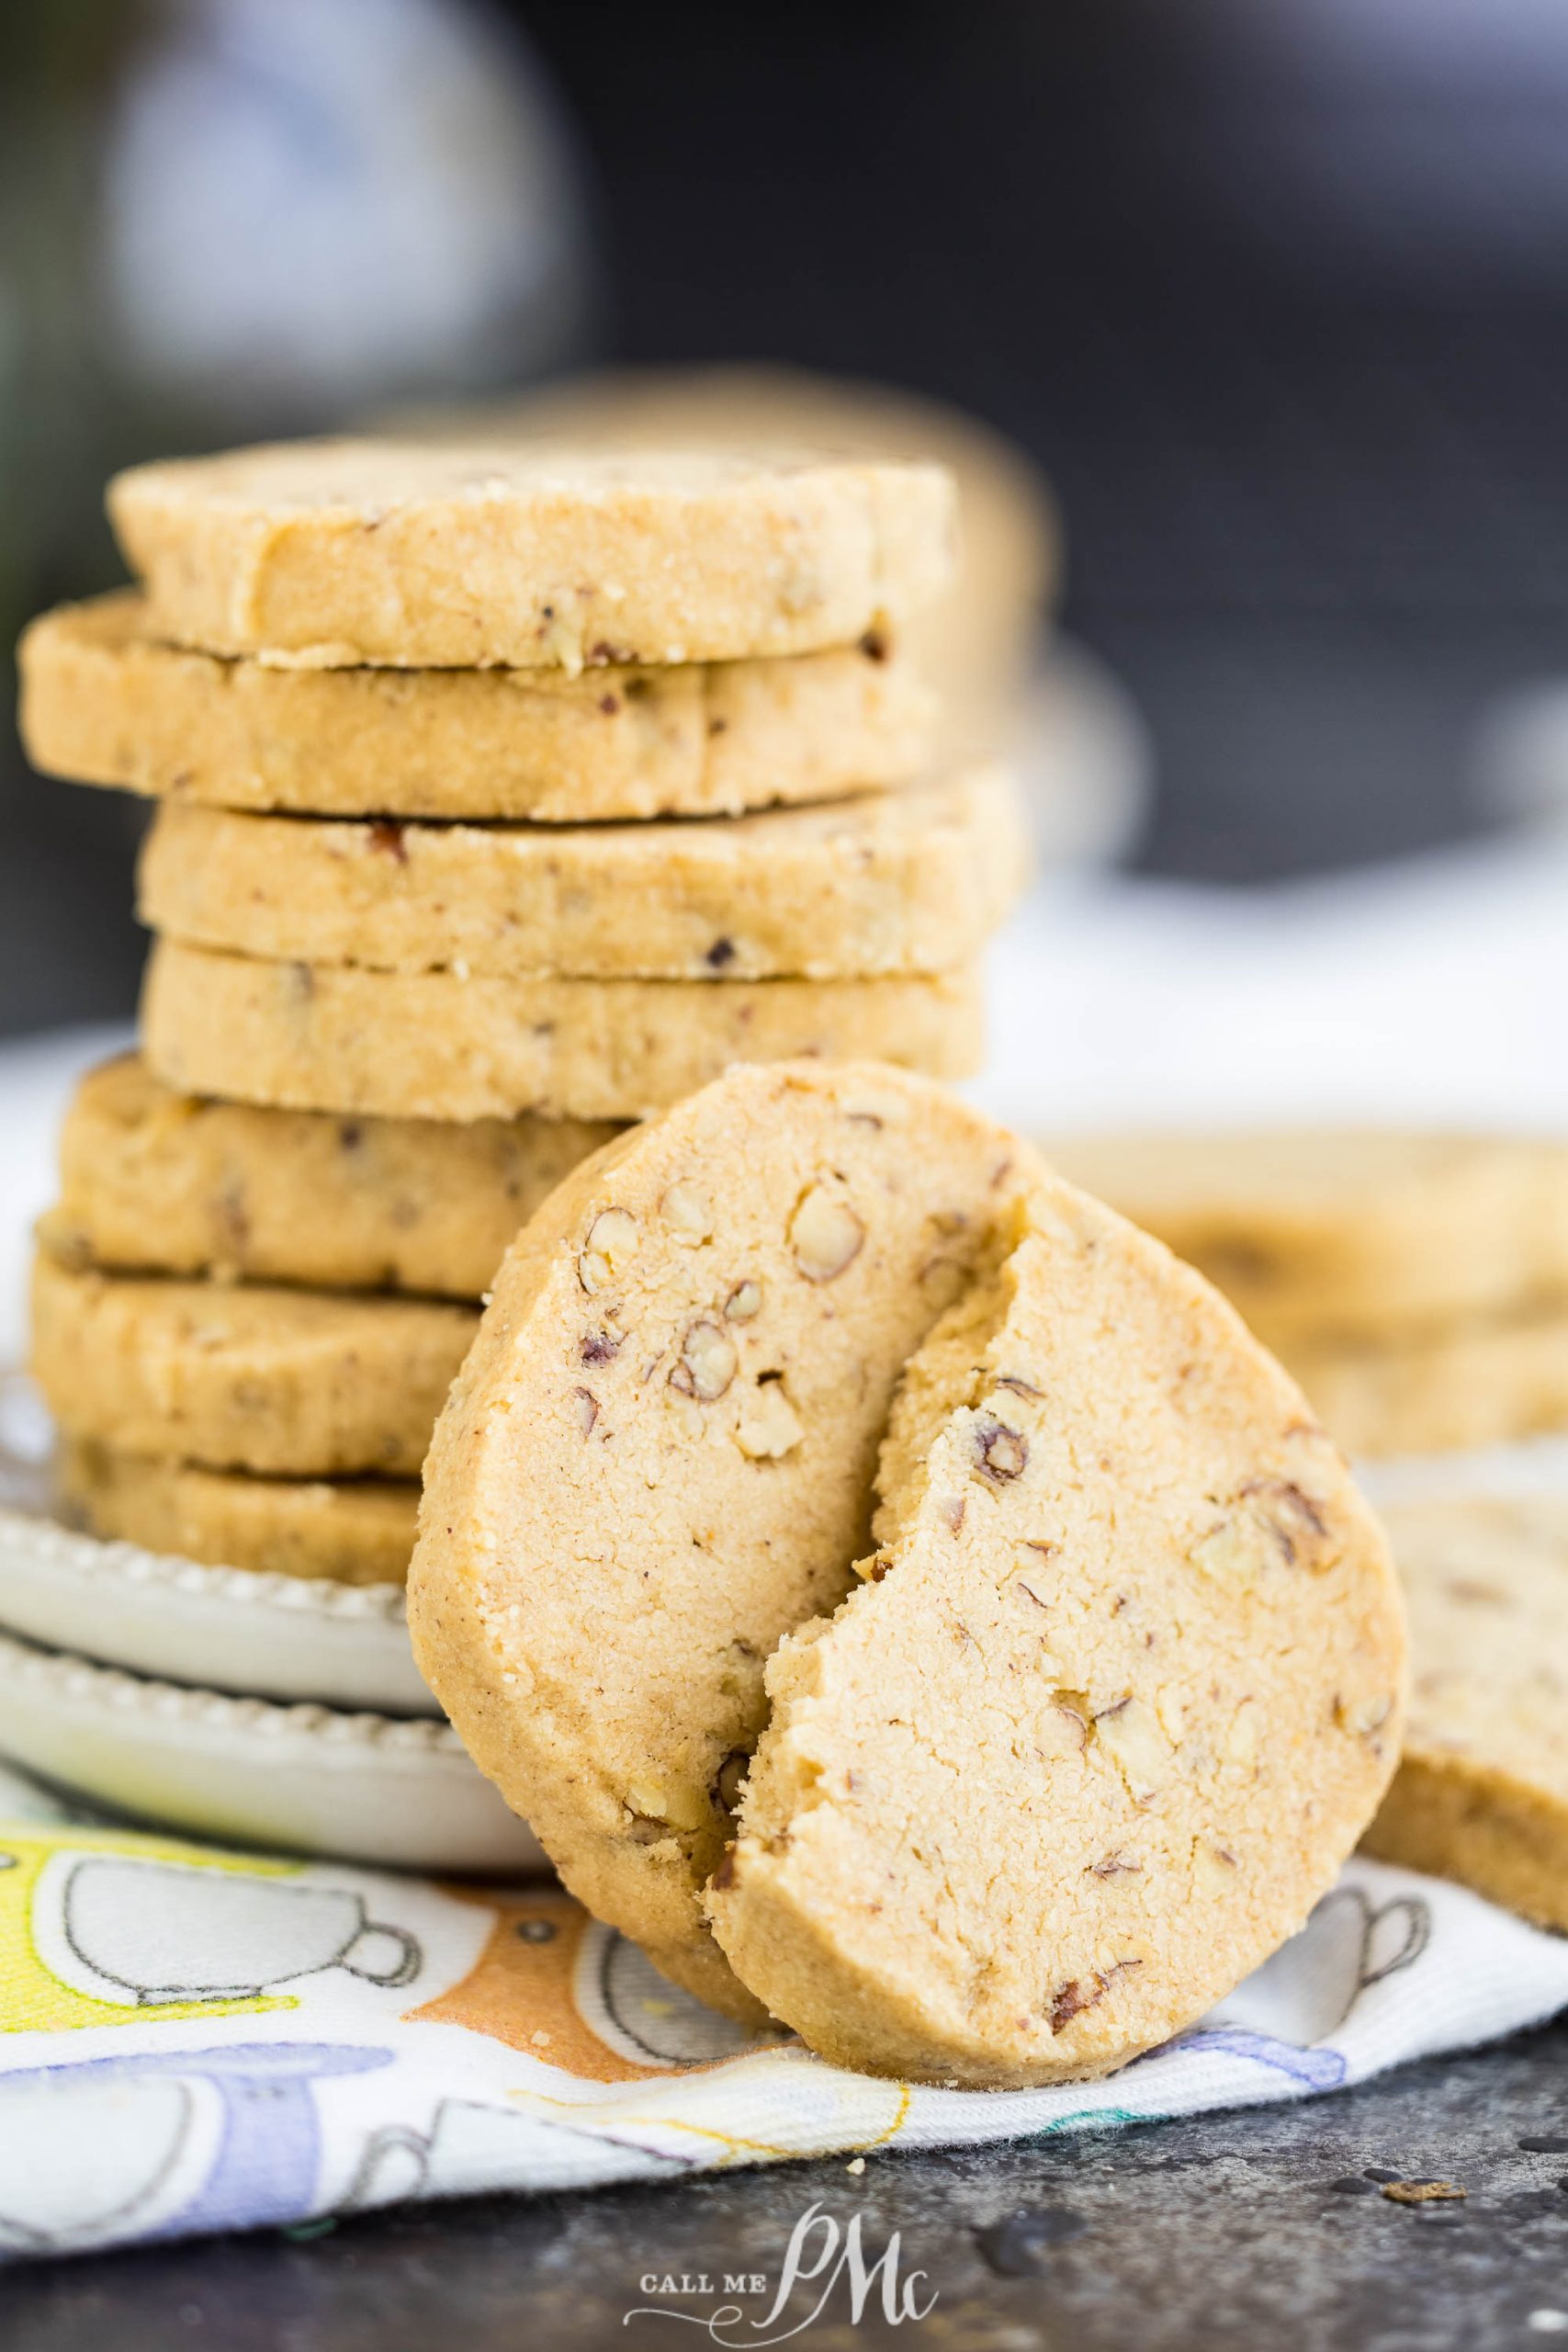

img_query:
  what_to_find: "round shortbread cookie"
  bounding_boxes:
[1050,1129,1568,1351]
[57,1438,419,1586]
[19,593,933,820]
[44,1054,617,1299]
[137,769,1027,982]
[1363,1493,1568,1928]
[141,942,984,1123]
[30,1250,476,1476]
[1288,1310,1568,1460]
[407,1060,1044,2018]
[441,362,1059,752]
[107,441,956,670]
[706,1181,1404,2086]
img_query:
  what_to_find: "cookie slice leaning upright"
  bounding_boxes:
[707,1174,1407,2085]
[408,1061,1041,2020]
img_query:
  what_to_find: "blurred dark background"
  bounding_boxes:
[6,0,1568,1035]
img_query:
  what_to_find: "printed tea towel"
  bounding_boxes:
[4,1764,1568,2262]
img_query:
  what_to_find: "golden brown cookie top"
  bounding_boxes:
[108,438,957,671]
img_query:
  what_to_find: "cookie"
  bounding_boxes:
[19,593,933,820]
[44,1054,617,1299]
[1288,1311,1568,1459]
[1362,1494,1568,1928]
[1051,1129,1568,1351]
[407,1060,1044,2018]
[705,1181,1404,2086]
[138,768,1027,982]
[107,441,956,670]
[465,362,1060,750]
[141,942,985,1123]
[30,1250,475,1476]
[57,1437,418,1585]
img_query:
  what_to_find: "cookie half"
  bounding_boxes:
[408,1060,1043,2018]
[107,441,956,669]
[30,1250,475,1476]
[706,1179,1404,2086]
[58,1438,419,1585]
[20,593,932,820]
[141,942,984,1122]
[1051,1129,1568,1351]
[1363,1494,1568,1928]
[138,767,1029,982]
[43,1054,616,1298]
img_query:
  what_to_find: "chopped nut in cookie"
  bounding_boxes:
[579,1206,638,1295]
[669,1319,738,1402]
[714,1750,750,1815]
[661,1182,714,1242]
[735,1378,805,1460]
[1238,1476,1337,1570]
[789,1183,864,1283]
[626,1778,709,1835]
[1093,1695,1169,1802]
[972,1412,1028,1484]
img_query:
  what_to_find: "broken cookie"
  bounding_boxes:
[706,1177,1406,2085]
[408,1059,1042,2019]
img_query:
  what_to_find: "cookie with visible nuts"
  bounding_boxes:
[137,767,1028,981]
[30,1249,475,1476]
[57,1437,418,1585]
[705,1179,1405,2086]
[141,940,984,1122]
[407,1060,1043,2018]
[41,1053,619,1298]
[107,440,955,670]
[18,591,934,820]
[1362,1491,1568,1928]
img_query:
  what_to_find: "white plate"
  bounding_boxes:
[0,1625,545,1873]
[0,1508,439,1718]
[0,1375,437,1716]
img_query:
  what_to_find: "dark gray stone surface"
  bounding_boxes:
[7,2016,1568,2350]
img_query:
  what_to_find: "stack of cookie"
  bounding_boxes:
[1052,1130,1568,1458]
[20,440,1030,1582]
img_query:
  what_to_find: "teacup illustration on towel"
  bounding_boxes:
[0,2043,389,2255]
[1213,1880,1430,2049]
[47,1858,422,2007]
[576,1922,765,2069]
[344,2093,682,2212]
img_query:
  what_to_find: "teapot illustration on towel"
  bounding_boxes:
[46,1858,422,2007]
